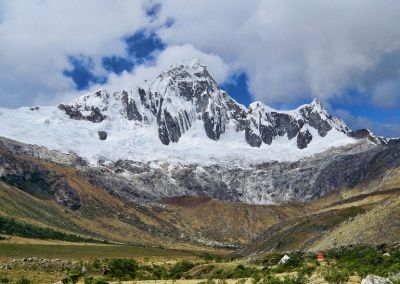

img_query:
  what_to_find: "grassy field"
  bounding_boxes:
[0,243,198,261]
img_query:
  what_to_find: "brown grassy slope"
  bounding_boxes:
[0,148,307,249]
[160,196,308,245]
[236,169,400,256]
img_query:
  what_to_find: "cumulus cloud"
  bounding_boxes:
[81,44,230,96]
[155,0,400,106]
[372,79,400,109]
[0,0,149,107]
[1,0,400,138]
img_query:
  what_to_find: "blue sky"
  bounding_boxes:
[0,1,399,137]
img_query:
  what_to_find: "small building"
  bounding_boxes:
[317,251,325,261]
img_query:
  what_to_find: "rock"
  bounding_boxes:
[349,129,387,144]
[361,275,393,284]
[121,91,142,121]
[98,131,107,140]
[0,145,81,210]
[297,129,313,149]
[245,127,262,147]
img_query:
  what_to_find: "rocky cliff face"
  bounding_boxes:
[0,139,81,209]
[85,141,400,204]
[1,136,398,206]
[57,60,359,150]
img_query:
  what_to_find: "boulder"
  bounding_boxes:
[98,131,107,140]
[361,275,392,284]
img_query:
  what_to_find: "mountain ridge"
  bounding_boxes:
[57,60,356,150]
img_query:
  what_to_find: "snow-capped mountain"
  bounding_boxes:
[58,60,352,148]
[0,60,382,165]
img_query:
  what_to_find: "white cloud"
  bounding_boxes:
[372,79,400,109]
[1,0,400,120]
[82,44,230,95]
[155,0,400,105]
[0,0,149,107]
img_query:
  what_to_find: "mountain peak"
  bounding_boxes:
[53,61,366,152]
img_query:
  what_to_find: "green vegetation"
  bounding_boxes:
[207,264,261,280]
[1,244,399,283]
[106,259,139,280]
[0,275,10,283]
[15,277,31,284]
[0,216,105,243]
[0,243,194,260]
[323,267,350,284]
[326,245,400,278]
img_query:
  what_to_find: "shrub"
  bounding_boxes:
[0,275,9,283]
[107,259,138,280]
[84,277,94,284]
[323,267,349,284]
[259,274,306,284]
[16,277,31,284]
[298,265,315,277]
[168,260,195,279]
[69,273,81,283]
[327,245,400,277]
[94,279,109,284]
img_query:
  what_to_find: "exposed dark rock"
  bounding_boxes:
[388,138,400,145]
[121,91,142,121]
[157,110,182,145]
[349,129,387,144]
[58,104,106,123]
[202,108,225,140]
[245,127,262,147]
[98,131,107,140]
[349,129,371,139]
[158,123,170,145]
[297,129,313,149]
[272,113,301,139]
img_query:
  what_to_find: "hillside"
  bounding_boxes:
[236,166,400,256]
[0,137,311,248]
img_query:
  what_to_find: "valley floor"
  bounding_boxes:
[1,240,399,284]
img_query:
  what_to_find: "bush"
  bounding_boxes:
[259,274,306,284]
[93,279,109,284]
[0,216,104,243]
[272,253,305,274]
[327,245,400,277]
[323,267,349,284]
[168,260,195,279]
[84,277,93,284]
[298,265,315,277]
[262,253,285,267]
[16,277,31,284]
[198,279,216,284]
[69,273,81,283]
[107,259,138,280]
[0,275,9,283]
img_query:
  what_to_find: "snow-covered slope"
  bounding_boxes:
[0,60,361,166]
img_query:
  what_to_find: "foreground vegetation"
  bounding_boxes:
[0,243,197,260]
[0,244,399,283]
[0,216,106,244]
